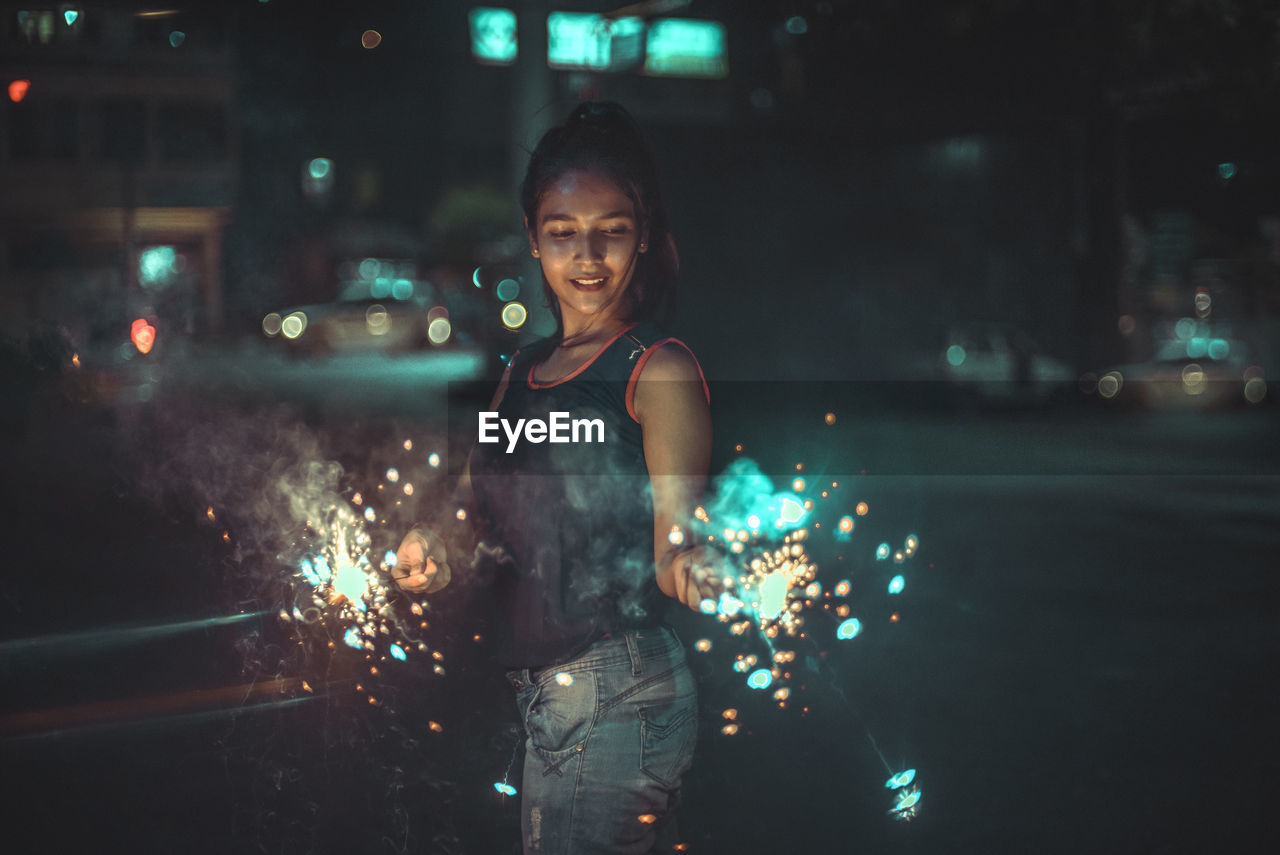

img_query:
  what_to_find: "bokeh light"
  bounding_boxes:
[501,301,528,330]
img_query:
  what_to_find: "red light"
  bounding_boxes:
[131,318,156,354]
[9,79,30,103]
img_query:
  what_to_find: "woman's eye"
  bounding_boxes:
[550,231,574,239]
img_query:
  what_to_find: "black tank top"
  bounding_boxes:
[469,321,708,668]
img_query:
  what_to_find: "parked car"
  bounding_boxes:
[938,324,1075,405]
[262,294,455,356]
[1083,347,1267,411]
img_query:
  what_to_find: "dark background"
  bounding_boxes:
[3,2,1280,853]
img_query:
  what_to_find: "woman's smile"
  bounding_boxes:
[530,169,646,333]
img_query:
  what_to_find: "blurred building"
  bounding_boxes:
[0,4,236,354]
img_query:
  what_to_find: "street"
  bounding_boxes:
[2,346,1278,854]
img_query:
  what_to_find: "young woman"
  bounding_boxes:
[393,101,724,854]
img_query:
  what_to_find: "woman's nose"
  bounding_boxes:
[573,232,606,260]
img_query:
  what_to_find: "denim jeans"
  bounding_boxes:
[506,625,697,854]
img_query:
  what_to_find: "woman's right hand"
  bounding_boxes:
[391,528,451,594]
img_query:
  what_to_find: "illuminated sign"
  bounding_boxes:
[644,18,727,78]
[470,7,517,65]
[547,12,643,71]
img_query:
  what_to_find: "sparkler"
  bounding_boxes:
[687,454,927,821]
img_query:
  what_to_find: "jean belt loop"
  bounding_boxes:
[624,631,643,677]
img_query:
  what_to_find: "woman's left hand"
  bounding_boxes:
[669,545,733,612]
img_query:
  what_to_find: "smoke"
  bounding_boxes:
[135,397,454,614]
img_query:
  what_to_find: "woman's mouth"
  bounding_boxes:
[571,276,608,291]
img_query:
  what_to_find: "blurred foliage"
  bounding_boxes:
[425,184,516,268]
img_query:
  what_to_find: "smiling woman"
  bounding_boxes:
[393,101,718,854]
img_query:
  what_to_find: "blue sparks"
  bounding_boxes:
[747,669,773,690]
[343,627,363,650]
[836,618,862,640]
[778,496,805,525]
[888,574,905,595]
[383,550,397,568]
[885,769,916,789]
[888,785,922,821]
[876,543,891,560]
[389,643,407,661]
[299,558,322,586]
[757,572,788,620]
[717,592,744,616]
[494,782,517,796]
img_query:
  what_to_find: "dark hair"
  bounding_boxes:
[520,101,679,339]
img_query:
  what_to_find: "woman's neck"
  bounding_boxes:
[558,316,630,349]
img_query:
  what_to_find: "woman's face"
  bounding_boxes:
[528,169,646,329]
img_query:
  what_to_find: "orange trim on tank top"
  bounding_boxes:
[625,338,711,423]
[527,322,640,389]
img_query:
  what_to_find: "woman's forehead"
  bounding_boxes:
[539,170,635,220]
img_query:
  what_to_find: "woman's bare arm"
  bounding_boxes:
[634,344,725,611]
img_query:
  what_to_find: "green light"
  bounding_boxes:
[308,157,332,180]
[139,246,178,288]
[169,31,185,48]
[63,10,79,26]
[644,19,728,78]
[547,12,610,70]
[1218,162,1237,180]
[495,278,520,301]
[1208,338,1229,360]
[469,7,517,65]
[946,344,966,366]
[785,16,807,35]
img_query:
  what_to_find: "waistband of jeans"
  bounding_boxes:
[506,625,683,687]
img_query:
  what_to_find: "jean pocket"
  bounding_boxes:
[638,696,697,788]
[524,671,597,757]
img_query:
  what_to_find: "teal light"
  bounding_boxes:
[308,157,332,180]
[139,246,178,288]
[644,18,728,78]
[876,543,890,560]
[757,572,788,620]
[836,618,862,640]
[747,669,773,690]
[547,12,610,70]
[343,627,363,650]
[169,31,185,48]
[1208,338,1229,360]
[469,8,517,65]
[495,278,520,301]
[785,16,807,35]
[391,279,414,300]
[1218,162,1237,180]
[779,496,805,524]
[888,574,905,595]
[389,644,407,661]
[1186,337,1208,359]
[371,278,392,299]
[946,344,966,366]
[494,782,518,796]
[63,10,79,26]
[885,769,916,789]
